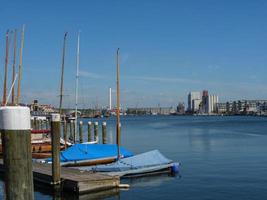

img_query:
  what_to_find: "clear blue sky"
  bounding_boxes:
[1,0,267,108]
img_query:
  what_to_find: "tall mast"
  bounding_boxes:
[12,29,17,105]
[116,48,121,159]
[16,25,25,105]
[3,30,9,106]
[59,32,68,115]
[75,31,80,143]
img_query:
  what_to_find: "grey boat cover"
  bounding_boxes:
[78,150,173,173]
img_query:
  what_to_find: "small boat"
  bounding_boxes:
[44,143,133,167]
[75,150,179,178]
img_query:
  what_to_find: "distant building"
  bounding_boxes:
[192,99,201,112]
[127,107,173,115]
[217,103,227,114]
[218,100,267,115]
[188,92,201,112]
[207,95,219,113]
[177,102,185,114]
[201,90,209,113]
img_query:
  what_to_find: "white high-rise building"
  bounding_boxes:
[207,95,219,113]
[188,92,201,112]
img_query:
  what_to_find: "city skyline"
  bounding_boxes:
[1,0,267,108]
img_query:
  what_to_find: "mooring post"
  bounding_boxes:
[51,113,61,185]
[79,121,83,143]
[30,118,34,129]
[94,122,98,142]
[69,120,74,141]
[72,120,76,143]
[102,122,107,144]
[63,120,67,149]
[87,121,92,142]
[45,119,49,130]
[0,106,34,200]
[41,119,44,130]
[37,119,40,130]
[33,117,37,129]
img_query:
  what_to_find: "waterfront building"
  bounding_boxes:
[225,101,233,114]
[127,107,173,115]
[207,95,219,113]
[217,103,227,114]
[201,90,209,113]
[219,100,267,115]
[188,92,201,112]
[192,99,201,112]
[177,102,185,114]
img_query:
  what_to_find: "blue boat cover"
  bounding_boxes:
[48,144,133,162]
[87,150,172,172]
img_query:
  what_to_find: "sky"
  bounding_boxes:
[1,0,267,108]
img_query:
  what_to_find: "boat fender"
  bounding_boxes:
[171,163,179,174]
[119,184,130,188]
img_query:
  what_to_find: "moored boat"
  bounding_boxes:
[43,143,133,167]
[74,150,179,178]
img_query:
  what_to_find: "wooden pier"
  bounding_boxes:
[0,160,120,194]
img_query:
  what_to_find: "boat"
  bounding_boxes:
[74,150,179,178]
[43,143,133,167]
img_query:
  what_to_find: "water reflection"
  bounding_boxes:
[34,182,120,200]
[188,127,212,153]
[122,173,181,188]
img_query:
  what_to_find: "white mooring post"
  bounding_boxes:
[0,106,34,200]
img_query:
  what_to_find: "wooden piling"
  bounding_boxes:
[79,121,83,143]
[102,122,107,144]
[45,119,49,130]
[36,119,40,130]
[0,106,34,199]
[40,119,44,130]
[51,113,61,185]
[87,121,92,142]
[69,120,74,141]
[94,122,98,142]
[31,119,34,129]
[63,120,67,149]
[34,117,37,130]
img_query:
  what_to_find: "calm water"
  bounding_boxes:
[1,116,267,199]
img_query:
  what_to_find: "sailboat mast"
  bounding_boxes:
[2,30,9,106]
[12,29,17,105]
[16,25,25,105]
[75,31,80,143]
[116,48,121,159]
[59,32,68,115]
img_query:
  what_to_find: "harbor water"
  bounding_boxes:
[1,115,267,199]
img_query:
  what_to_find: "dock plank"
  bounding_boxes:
[0,160,119,194]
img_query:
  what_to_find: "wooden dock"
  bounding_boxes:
[0,160,120,194]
